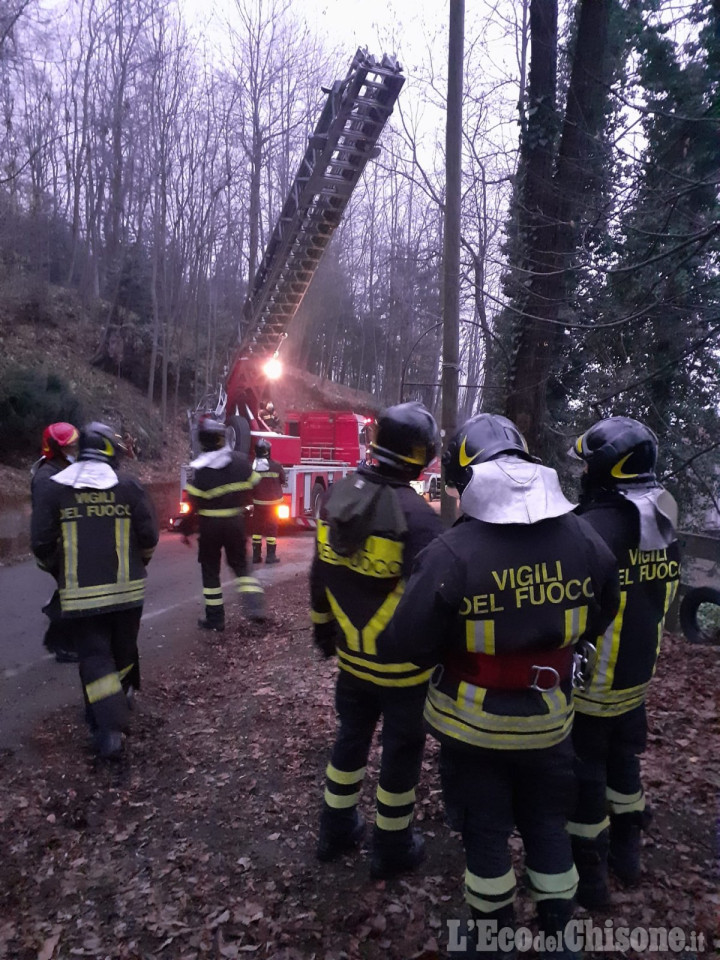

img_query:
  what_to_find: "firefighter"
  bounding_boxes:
[567,417,680,908]
[377,414,619,959]
[310,401,443,879]
[30,422,80,663]
[261,401,281,433]
[182,418,265,630]
[251,439,287,564]
[31,422,159,760]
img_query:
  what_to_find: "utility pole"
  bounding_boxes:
[441,0,464,525]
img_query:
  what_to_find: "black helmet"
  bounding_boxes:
[443,413,531,493]
[197,418,227,452]
[368,402,438,478]
[255,438,271,458]
[79,422,125,466]
[572,416,657,484]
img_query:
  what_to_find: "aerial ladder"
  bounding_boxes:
[224,47,405,419]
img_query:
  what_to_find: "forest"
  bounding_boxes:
[0,0,718,524]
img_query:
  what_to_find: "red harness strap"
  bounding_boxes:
[445,647,574,692]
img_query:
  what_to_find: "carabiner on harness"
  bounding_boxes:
[530,664,560,693]
[572,642,597,692]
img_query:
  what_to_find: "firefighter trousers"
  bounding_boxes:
[569,705,648,838]
[42,587,77,656]
[439,737,578,913]
[197,515,264,624]
[320,670,427,849]
[75,607,142,736]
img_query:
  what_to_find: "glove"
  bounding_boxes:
[313,621,340,659]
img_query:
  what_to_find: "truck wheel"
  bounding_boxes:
[311,482,325,519]
[679,586,720,645]
[429,477,439,501]
[226,414,251,455]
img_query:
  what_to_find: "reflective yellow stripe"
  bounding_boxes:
[327,763,366,785]
[235,577,263,595]
[657,580,678,660]
[61,581,145,610]
[204,597,225,606]
[327,591,360,651]
[119,664,134,680]
[253,498,283,506]
[595,591,627,692]
[466,618,495,654]
[337,648,425,675]
[606,787,645,814]
[316,520,403,580]
[338,659,433,687]
[62,521,78,592]
[61,579,146,600]
[376,812,413,831]
[187,480,256,498]
[324,788,360,809]
[377,786,416,806]
[360,583,405,656]
[310,610,335,625]
[198,508,242,517]
[575,680,649,717]
[203,587,223,596]
[466,890,516,912]
[527,865,578,901]
[563,605,587,647]
[424,688,573,750]
[466,866,516,897]
[86,672,122,703]
[115,518,130,583]
[566,817,609,839]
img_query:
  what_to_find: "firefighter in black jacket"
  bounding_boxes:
[183,418,265,629]
[567,417,680,908]
[251,439,287,564]
[310,402,443,879]
[378,414,619,959]
[30,422,80,663]
[31,422,159,759]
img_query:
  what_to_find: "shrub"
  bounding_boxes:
[0,365,84,459]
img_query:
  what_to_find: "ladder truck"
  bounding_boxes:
[175,49,405,530]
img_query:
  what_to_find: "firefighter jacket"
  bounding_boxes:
[573,494,680,718]
[184,448,260,519]
[378,510,619,752]
[252,457,286,507]
[31,461,159,617]
[30,456,70,504]
[310,464,443,688]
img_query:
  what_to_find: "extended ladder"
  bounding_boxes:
[238,48,405,358]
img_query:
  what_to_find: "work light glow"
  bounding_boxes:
[180,502,191,514]
[263,357,283,380]
[277,503,290,520]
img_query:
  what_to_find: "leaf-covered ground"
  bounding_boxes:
[1,576,718,960]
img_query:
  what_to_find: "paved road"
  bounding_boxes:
[0,530,315,753]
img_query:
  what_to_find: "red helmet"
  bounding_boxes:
[41,422,79,459]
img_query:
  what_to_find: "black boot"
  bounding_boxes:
[571,831,610,909]
[265,541,280,564]
[369,826,425,880]
[447,904,516,959]
[316,809,366,862]
[252,540,263,564]
[609,810,649,886]
[536,899,581,959]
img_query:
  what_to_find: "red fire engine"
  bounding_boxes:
[173,50,404,530]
